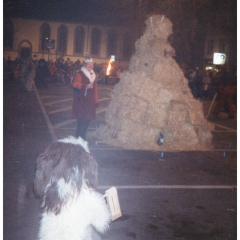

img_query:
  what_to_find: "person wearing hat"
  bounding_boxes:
[71,58,99,140]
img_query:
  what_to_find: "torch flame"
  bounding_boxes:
[106,60,112,76]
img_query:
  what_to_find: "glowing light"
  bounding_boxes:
[213,53,226,65]
[106,59,113,76]
[205,66,213,70]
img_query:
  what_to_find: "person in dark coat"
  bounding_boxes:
[35,59,50,88]
[71,58,98,140]
[212,74,237,119]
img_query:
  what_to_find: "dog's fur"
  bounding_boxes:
[34,136,110,240]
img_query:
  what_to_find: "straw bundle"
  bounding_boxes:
[95,15,213,150]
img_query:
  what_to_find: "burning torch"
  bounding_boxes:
[106,55,115,76]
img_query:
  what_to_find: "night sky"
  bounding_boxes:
[4,0,237,29]
[3,0,138,26]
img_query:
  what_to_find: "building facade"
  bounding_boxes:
[203,33,230,71]
[3,17,133,64]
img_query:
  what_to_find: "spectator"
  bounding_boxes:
[18,56,36,92]
[213,75,237,119]
[188,67,199,98]
[115,68,121,84]
[35,59,50,88]
[6,56,13,71]
[73,59,81,69]
[209,70,219,99]
[202,70,212,99]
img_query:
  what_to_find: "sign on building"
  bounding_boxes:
[213,53,226,65]
[45,39,55,49]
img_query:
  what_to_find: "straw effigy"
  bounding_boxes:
[95,15,213,151]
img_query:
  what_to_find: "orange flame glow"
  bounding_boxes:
[106,60,112,76]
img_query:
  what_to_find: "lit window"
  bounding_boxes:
[122,33,132,60]
[91,28,101,56]
[40,23,51,52]
[74,26,85,54]
[207,40,214,54]
[219,39,225,52]
[107,30,117,57]
[57,25,68,55]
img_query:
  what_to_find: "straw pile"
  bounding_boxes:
[95,15,213,150]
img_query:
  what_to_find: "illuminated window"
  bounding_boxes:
[40,23,51,52]
[107,30,117,57]
[122,33,132,60]
[91,28,101,56]
[207,40,214,54]
[219,39,226,52]
[74,26,85,54]
[57,25,68,55]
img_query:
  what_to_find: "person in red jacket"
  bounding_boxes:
[71,58,98,140]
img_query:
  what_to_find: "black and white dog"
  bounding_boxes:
[34,136,110,240]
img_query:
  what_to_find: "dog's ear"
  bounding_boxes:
[34,142,64,198]
[81,151,98,190]
[41,181,62,215]
[34,153,50,198]
[62,144,98,191]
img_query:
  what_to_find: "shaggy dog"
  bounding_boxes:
[34,136,111,240]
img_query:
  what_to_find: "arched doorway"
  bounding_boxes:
[18,40,32,59]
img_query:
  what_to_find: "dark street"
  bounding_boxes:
[4,79,236,240]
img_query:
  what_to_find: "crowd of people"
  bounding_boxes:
[184,67,237,100]
[4,56,236,119]
[184,66,237,119]
[3,56,127,90]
